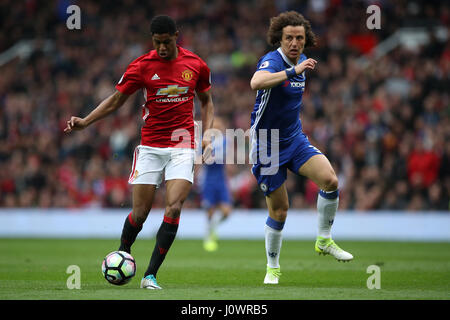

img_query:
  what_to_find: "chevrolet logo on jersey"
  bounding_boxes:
[156,85,189,97]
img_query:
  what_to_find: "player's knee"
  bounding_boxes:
[222,205,232,217]
[131,210,148,226]
[132,203,151,225]
[322,174,339,192]
[271,205,288,221]
[166,201,183,218]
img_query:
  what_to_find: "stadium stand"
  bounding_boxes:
[0,0,448,211]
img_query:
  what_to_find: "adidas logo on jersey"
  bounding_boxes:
[151,74,160,80]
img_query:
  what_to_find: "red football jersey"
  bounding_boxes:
[116,46,211,148]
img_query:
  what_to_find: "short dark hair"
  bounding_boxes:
[150,15,177,35]
[267,11,317,48]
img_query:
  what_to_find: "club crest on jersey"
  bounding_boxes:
[259,61,270,69]
[156,85,189,97]
[260,183,268,192]
[181,69,194,81]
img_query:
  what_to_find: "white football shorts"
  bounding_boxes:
[128,145,195,186]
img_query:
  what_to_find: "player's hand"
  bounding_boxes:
[202,138,213,163]
[295,58,317,75]
[64,116,88,133]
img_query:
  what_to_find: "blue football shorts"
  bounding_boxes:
[201,180,232,208]
[251,132,322,196]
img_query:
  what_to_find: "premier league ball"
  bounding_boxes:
[102,251,136,285]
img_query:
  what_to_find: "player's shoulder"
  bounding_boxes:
[126,51,155,68]
[260,49,282,62]
[257,49,283,70]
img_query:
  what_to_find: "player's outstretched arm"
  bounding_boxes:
[250,58,317,90]
[64,90,130,133]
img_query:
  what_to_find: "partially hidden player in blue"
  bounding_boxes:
[201,117,232,252]
[249,11,353,285]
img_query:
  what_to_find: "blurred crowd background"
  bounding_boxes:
[0,0,448,211]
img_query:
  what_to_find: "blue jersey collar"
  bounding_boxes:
[277,47,302,67]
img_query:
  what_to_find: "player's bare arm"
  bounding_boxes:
[197,89,214,161]
[250,58,317,91]
[64,90,130,133]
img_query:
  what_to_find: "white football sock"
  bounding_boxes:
[205,216,213,239]
[207,214,219,233]
[317,190,339,239]
[265,224,283,268]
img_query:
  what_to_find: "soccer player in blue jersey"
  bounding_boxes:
[200,117,232,251]
[249,11,353,285]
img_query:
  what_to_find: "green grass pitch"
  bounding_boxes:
[0,238,448,300]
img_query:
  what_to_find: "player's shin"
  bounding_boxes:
[317,190,339,238]
[315,190,353,261]
[144,215,179,277]
[209,212,227,236]
[119,212,143,253]
[265,217,284,268]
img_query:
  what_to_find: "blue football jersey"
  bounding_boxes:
[250,48,306,144]
[201,135,232,207]
[202,135,228,184]
[249,49,323,195]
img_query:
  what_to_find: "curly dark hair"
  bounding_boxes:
[267,11,317,48]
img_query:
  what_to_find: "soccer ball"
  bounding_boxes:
[102,251,136,285]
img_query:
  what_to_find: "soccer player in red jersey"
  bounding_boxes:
[64,15,214,289]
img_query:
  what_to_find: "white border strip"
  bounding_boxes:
[0,209,449,241]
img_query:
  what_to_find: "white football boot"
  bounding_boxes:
[140,275,162,289]
[315,236,353,262]
[263,266,281,284]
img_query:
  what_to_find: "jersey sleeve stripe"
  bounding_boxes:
[251,88,271,131]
